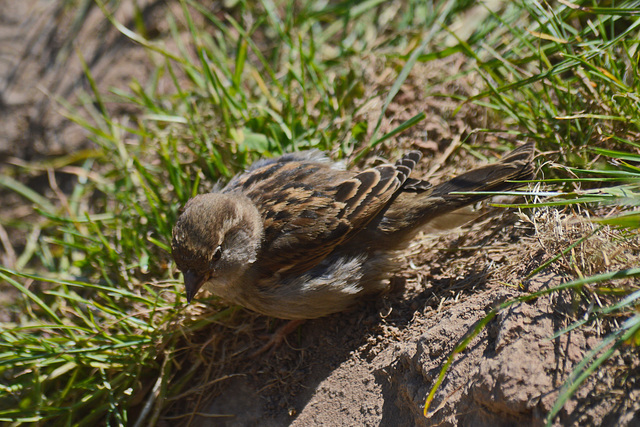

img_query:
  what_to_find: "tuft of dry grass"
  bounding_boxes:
[531,208,640,281]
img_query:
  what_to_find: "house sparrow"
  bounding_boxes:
[171,143,534,319]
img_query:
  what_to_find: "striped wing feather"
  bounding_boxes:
[223,151,422,275]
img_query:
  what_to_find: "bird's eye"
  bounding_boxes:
[212,245,222,261]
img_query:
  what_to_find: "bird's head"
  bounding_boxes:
[171,193,263,302]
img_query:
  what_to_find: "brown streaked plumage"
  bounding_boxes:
[171,143,535,319]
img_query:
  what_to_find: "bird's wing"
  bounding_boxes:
[223,151,425,276]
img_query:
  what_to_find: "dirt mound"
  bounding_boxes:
[187,213,639,427]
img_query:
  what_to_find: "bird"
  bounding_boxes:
[171,142,534,320]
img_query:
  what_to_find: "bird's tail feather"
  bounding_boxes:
[427,142,535,215]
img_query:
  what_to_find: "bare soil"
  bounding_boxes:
[178,211,639,427]
[2,2,639,426]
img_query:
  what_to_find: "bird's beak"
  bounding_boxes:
[183,269,205,303]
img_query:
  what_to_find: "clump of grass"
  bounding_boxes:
[422,1,640,424]
[0,0,479,424]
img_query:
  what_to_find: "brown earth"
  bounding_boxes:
[178,210,639,427]
[2,2,639,426]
